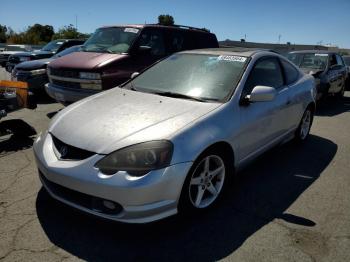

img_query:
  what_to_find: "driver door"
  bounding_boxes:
[237,57,289,163]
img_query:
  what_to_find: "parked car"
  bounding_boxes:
[45,24,219,104]
[6,39,85,72]
[287,50,347,100]
[34,49,316,223]
[12,45,82,93]
[343,55,350,90]
[0,45,32,67]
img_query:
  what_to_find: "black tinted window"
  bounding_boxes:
[195,32,218,48]
[281,59,299,85]
[244,57,284,94]
[166,30,185,53]
[138,29,165,56]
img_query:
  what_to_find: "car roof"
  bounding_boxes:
[99,24,212,34]
[288,50,338,55]
[180,47,277,57]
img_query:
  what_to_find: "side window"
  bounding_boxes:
[138,29,165,56]
[281,59,299,85]
[329,54,337,67]
[166,31,185,53]
[244,57,284,95]
[336,55,344,66]
[194,32,219,48]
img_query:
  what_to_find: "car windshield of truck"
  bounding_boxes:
[288,53,328,70]
[53,45,81,58]
[343,57,350,66]
[130,53,248,102]
[82,27,139,54]
[41,40,64,52]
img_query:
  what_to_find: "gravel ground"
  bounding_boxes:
[0,66,350,261]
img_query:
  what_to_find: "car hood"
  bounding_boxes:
[1,51,24,55]
[13,50,53,57]
[15,58,52,70]
[49,88,221,154]
[48,52,127,70]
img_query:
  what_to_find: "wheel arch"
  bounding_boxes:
[192,141,236,176]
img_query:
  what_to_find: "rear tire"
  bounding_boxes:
[336,81,345,99]
[295,107,314,142]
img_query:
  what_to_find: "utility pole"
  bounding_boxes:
[278,34,281,44]
[75,15,78,30]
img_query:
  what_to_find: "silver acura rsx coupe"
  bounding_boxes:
[34,48,316,223]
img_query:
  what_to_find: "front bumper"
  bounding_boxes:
[45,83,99,104]
[15,72,48,91]
[33,132,192,223]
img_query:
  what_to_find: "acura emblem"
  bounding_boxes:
[59,145,68,157]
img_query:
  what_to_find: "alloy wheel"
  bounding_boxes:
[188,155,225,208]
[300,110,312,140]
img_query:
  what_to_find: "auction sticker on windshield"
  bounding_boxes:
[315,54,328,56]
[124,28,139,34]
[218,55,247,62]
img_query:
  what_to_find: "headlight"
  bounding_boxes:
[79,72,101,79]
[19,57,31,62]
[30,69,46,75]
[95,141,173,176]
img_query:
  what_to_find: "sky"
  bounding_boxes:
[1,0,349,48]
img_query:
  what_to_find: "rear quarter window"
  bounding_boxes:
[281,59,300,85]
[194,32,219,48]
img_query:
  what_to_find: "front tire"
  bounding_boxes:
[179,151,228,213]
[295,107,314,142]
[336,80,345,99]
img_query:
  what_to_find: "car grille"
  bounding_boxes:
[39,172,123,215]
[50,68,79,78]
[51,134,95,160]
[51,79,81,89]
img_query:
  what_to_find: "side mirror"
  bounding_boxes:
[247,85,277,103]
[131,72,139,79]
[138,45,152,54]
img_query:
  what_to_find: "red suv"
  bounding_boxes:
[46,24,218,104]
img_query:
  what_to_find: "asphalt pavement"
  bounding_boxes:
[0,67,349,261]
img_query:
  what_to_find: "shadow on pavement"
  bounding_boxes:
[316,95,350,117]
[0,119,36,156]
[36,135,337,261]
[34,91,56,105]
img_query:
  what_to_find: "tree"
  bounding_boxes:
[25,24,54,44]
[0,24,7,43]
[52,24,89,40]
[158,14,175,26]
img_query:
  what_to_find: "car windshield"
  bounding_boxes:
[4,46,28,51]
[53,45,81,58]
[82,27,139,54]
[41,40,64,52]
[343,57,350,66]
[288,53,328,70]
[130,53,248,101]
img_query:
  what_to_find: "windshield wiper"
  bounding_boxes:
[153,91,210,102]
